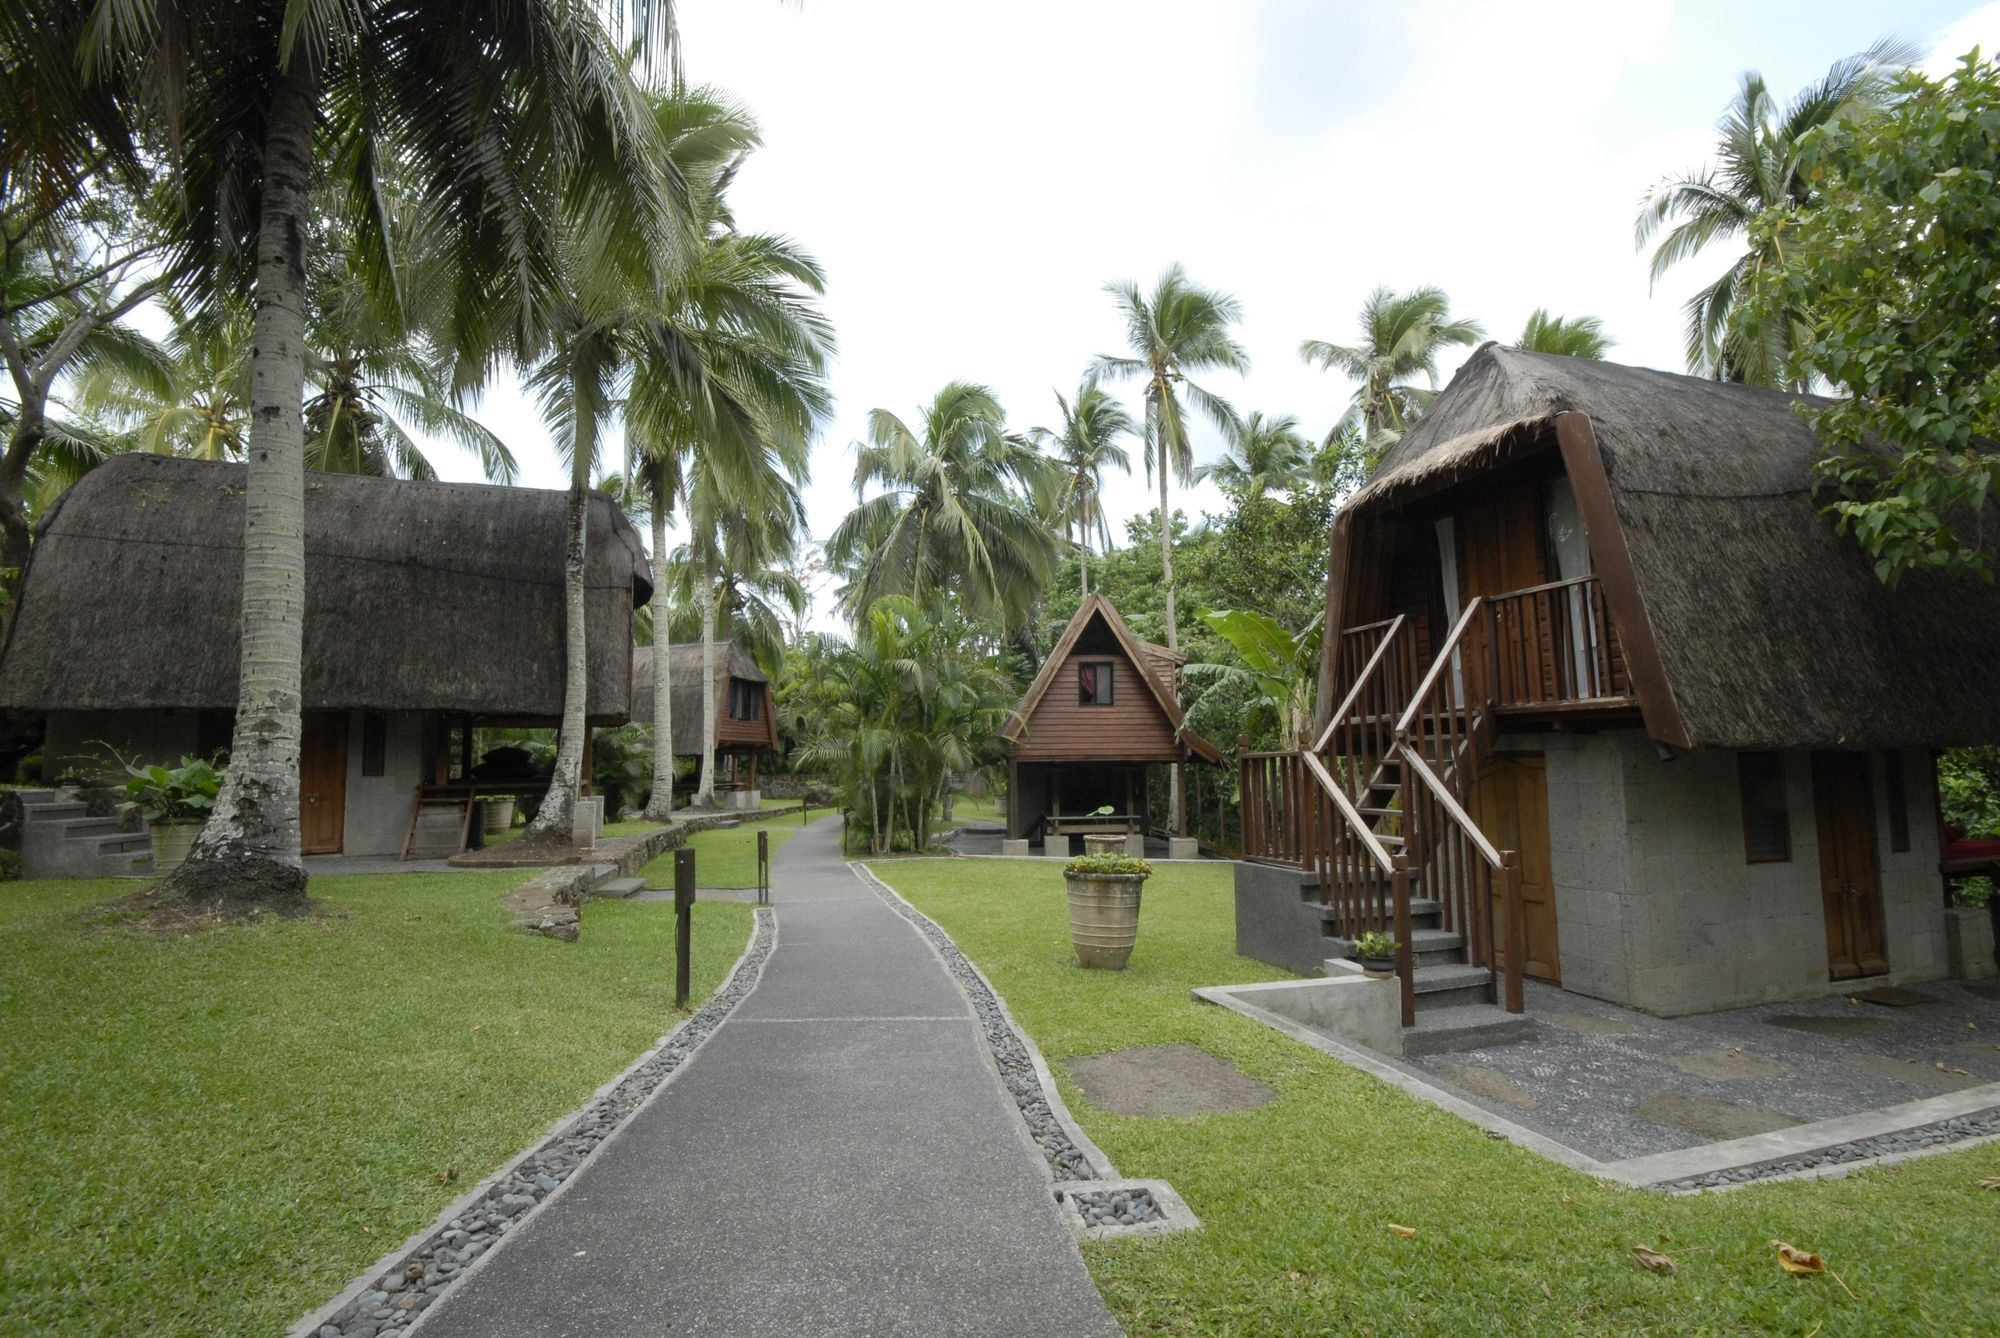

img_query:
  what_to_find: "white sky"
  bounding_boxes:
[439,0,2000,630]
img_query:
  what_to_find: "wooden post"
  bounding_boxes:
[674,848,695,1007]
[1007,757,1020,839]
[1500,850,1526,1014]
[1236,735,1251,856]
[757,828,770,906]
[1392,853,1416,1028]
[458,715,473,781]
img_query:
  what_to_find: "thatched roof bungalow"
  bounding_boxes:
[1236,345,2000,1027]
[0,454,652,859]
[627,640,778,804]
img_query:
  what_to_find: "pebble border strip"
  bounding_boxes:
[299,908,776,1338]
[860,870,1171,1226]
[1662,1108,2000,1192]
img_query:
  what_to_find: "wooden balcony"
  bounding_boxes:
[1479,575,1636,717]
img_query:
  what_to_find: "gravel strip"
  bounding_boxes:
[867,878,1168,1224]
[309,908,775,1338]
[1663,1108,2000,1192]
[1068,1187,1161,1228]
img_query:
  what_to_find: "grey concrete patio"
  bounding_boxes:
[1398,977,2000,1163]
[412,816,1117,1338]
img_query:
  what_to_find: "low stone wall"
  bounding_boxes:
[759,773,835,803]
[1234,861,1330,977]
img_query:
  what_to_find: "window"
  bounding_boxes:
[1738,751,1791,863]
[1077,660,1113,706]
[729,681,762,722]
[1883,752,1910,853]
[361,712,387,777]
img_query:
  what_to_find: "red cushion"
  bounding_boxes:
[1946,836,2000,861]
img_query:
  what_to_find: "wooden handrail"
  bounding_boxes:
[1484,573,1599,599]
[1313,613,1408,755]
[1301,749,1395,874]
[1394,598,1486,737]
[1341,616,1404,637]
[1396,741,1504,866]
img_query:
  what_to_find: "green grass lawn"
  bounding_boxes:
[940,791,1002,828]
[874,857,1999,1337]
[640,810,804,889]
[0,875,753,1336]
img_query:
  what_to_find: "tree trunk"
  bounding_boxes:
[525,386,594,839]
[165,59,320,907]
[1078,515,1089,597]
[0,402,46,603]
[694,559,719,807]
[642,484,676,821]
[1159,431,1183,837]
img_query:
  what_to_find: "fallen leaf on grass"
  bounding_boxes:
[1559,1192,1575,1206]
[435,1166,458,1185]
[1389,1224,1418,1239]
[1976,1177,2000,1190]
[1539,1281,1552,1299]
[1631,1245,1676,1276]
[1773,1241,1824,1275]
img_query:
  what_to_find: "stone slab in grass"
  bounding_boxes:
[1065,1043,1276,1117]
[1762,1013,1888,1035]
[1443,1064,1539,1109]
[1633,1091,1802,1140]
[1669,1049,1789,1081]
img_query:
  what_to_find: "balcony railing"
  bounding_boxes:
[1481,575,1632,709]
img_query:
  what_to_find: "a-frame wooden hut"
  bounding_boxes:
[1001,594,1220,853]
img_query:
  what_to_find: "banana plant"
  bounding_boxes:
[1191,607,1324,752]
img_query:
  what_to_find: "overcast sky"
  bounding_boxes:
[438,0,2000,627]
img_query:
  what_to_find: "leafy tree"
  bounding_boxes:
[1195,409,1311,505]
[1299,285,1483,459]
[827,381,1058,630]
[1748,53,2000,585]
[1029,374,1133,598]
[1094,265,1246,656]
[1190,608,1323,751]
[1516,309,1612,360]
[65,0,679,904]
[1635,37,1917,386]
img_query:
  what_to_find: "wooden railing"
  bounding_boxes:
[1392,598,1524,1016]
[1483,575,1631,708]
[1239,747,1311,867]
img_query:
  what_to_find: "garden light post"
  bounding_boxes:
[675,848,694,1007]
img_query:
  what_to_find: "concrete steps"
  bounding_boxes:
[1410,962,1493,1012]
[594,876,645,900]
[1403,1003,1537,1057]
[19,789,154,878]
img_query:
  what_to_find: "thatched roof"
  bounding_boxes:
[628,640,770,753]
[0,454,651,720]
[1345,344,2000,750]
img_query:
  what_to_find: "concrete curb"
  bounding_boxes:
[1196,981,2000,1191]
[288,909,774,1338]
[851,861,1121,1181]
[1053,1178,1202,1239]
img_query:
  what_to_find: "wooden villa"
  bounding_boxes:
[1236,345,2000,1034]
[0,454,651,862]
[627,641,778,808]
[1001,594,1220,856]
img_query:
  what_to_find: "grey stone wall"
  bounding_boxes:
[1521,730,1946,1016]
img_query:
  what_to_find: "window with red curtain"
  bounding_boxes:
[1078,661,1112,706]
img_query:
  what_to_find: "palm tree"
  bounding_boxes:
[72,295,249,461]
[827,381,1059,630]
[1299,286,1484,458]
[64,1,680,903]
[1094,264,1246,837]
[1029,375,1133,598]
[1635,37,1918,386]
[1516,310,1612,361]
[1195,410,1311,505]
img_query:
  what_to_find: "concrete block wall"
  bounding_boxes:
[1518,730,1946,1016]
[342,711,429,857]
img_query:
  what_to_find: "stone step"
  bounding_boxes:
[595,877,645,900]
[23,798,90,822]
[57,816,126,838]
[89,832,152,855]
[1322,927,1464,974]
[1411,962,1494,1013]
[1402,1003,1537,1057]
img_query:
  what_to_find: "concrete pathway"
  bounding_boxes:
[416,817,1119,1338]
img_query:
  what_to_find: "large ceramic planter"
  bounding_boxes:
[482,799,517,835]
[149,821,202,876]
[1066,871,1147,970]
[1081,833,1124,857]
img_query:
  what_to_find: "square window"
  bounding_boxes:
[1078,660,1113,706]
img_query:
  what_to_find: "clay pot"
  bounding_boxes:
[149,821,202,876]
[1066,870,1147,970]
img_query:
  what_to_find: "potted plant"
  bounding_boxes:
[1353,930,1400,978]
[52,766,89,793]
[117,755,223,876]
[1063,852,1151,970]
[482,794,518,835]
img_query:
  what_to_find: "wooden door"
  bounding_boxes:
[1472,753,1560,984]
[300,713,349,856]
[1456,484,1547,603]
[1812,751,1888,980]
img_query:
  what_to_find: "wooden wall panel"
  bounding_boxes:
[1014,645,1180,760]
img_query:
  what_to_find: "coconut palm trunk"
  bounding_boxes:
[1157,432,1188,835]
[165,59,319,905]
[525,405,593,840]
[643,486,676,820]
[1077,514,1090,597]
[696,560,719,806]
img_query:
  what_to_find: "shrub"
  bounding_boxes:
[115,754,224,826]
[1353,930,1399,959]
[1064,853,1152,877]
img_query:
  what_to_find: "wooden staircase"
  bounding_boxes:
[401,793,476,860]
[1241,604,1529,1029]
